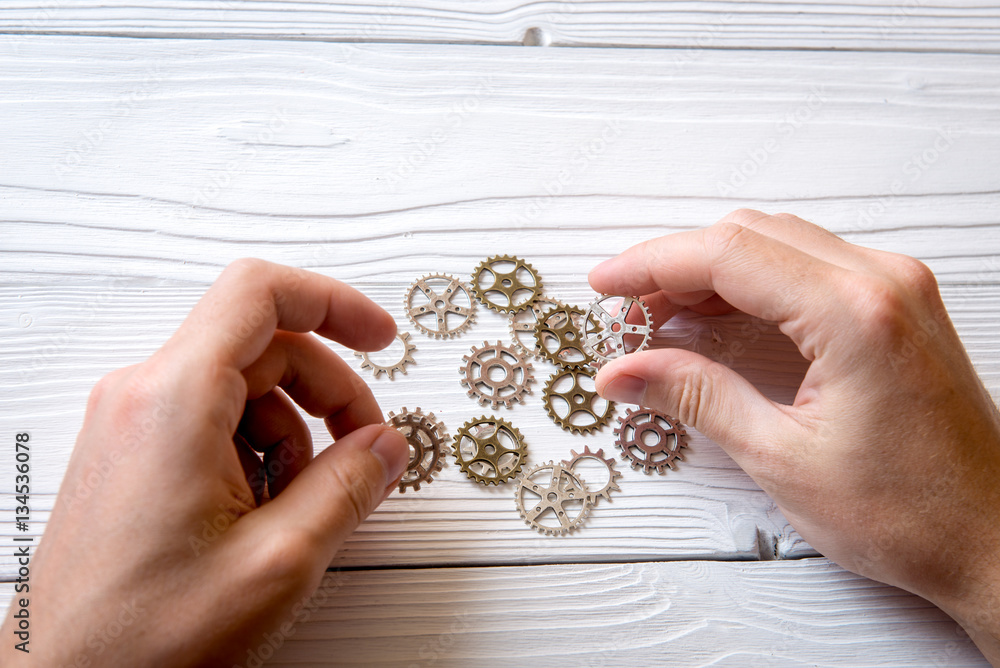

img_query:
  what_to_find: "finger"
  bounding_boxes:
[237,389,313,498]
[233,433,267,505]
[241,331,384,439]
[641,291,735,327]
[588,224,852,355]
[246,424,409,559]
[166,259,397,372]
[595,347,806,469]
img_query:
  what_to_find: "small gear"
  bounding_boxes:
[561,446,622,504]
[471,255,543,314]
[583,295,653,364]
[614,407,688,474]
[515,461,592,536]
[453,416,528,485]
[460,341,533,409]
[405,273,477,339]
[388,407,449,493]
[534,303,594,368]
[355,331,416,380]
[542,367,615,434]
[508,297,566,359]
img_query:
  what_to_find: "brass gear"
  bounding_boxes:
[534,303,594,369]
[471,255,543,314]
[508,297,566,360]
[453,416,528,485]
[405,273,477,339]
[460,341,533,409]
[560,445,622,504]
[388,407,449,493]
[514,461,592,536]
[542,367,615,434]
[354,331,416,380]
[583,295,653,364]
[614,407,688,474]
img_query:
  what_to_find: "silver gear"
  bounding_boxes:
[453,416,528,485]
[560,445,622,504]
[388,407,449,493]
[355,331,417,380]
[583,295,653,364]
[508,297,566,359]
[534,303,594,369]
[460,341,533,409]
[542,367,615,434]
[471,255,543,314]
[405,273,477,339]
[613,407,688,474]
[515,461,592,536]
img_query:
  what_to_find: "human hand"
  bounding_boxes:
[590,209,1000,664]
[0,259,410,667]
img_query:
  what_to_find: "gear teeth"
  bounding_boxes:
[542,368,615,434]
[471,255,543,314]
[405,273,477,339]
[356,331,417,380]
[508,297,567,360]
[560,444,623,504]
[390,407,449,493]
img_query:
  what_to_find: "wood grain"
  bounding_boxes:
[2,1,1000,51]
[1,558,987,666]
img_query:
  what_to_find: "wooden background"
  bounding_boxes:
[1,2,998,665]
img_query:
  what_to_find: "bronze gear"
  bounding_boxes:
[508,297,566,359]
[542,367,615,434]
[534,303,594,369]
[453,416,528,485]
[614,407,688,474]
[471,255,543,314]
[388,407,449,493]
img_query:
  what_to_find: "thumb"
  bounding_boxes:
[595,348,799,468]
[251,423,408,558]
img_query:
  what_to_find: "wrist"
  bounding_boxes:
[926,551,1000,664]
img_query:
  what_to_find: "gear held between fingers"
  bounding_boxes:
[614,407,688,474]
[583,295,653,364]
[453,416,528,485]
[388,407,450,493]
[471,255,543,314]
[355,331,417,380]
[542,367,616,434]
[405,273,477,339]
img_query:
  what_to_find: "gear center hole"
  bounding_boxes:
[434,299,446,308]
[546,492,558,502]
[486,362,509,382]
[501,278,513,287]
[484,444,496,455]
[611,322,622,333]
[572,393,585,405]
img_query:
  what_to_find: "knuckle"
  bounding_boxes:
[668,360,720,429]
[892,255,938,296]
[222,257,270,284]
[846,276,910,339]
[725,208,769,226]
[707,221,752,260]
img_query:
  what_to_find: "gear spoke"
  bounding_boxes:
[583,295,653,363]
[406,274,477,339]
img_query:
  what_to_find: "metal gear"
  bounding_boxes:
[542,367,615,434]
[534,303,594,369]
[355,331,416,380]
[561,445,622,504]
[508,297,566,359]
[460,341,533,409]
[453,416,528,485]
[405,273,477,339]
[388,407,449,493]
[614,407,688,474]
[471,255,543,314]
[514,461,592,536]
[583,295,653,364]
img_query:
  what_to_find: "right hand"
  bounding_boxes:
[589,209,1000,664]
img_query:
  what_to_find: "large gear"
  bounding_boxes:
[561,446,622,505]
[534,303,594,368]
[514,461,592,536]
[614,407,688,474]
[508,297,566,359]
[405,273,477,339]
[388,407,449,493]
[583,295,653,364]
[453,416,528,485]
[471,255,543,314]
[355,331,417,380]
[460,341,533,409]
[542,367,615,434]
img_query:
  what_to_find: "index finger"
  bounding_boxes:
[588,223,851,352]
[167,259,397,371]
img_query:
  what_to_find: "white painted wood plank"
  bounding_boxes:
[2,1,1000,52]
[1,558,987,666]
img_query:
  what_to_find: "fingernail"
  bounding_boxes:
[370,428,410,489]
[601,374,647,405]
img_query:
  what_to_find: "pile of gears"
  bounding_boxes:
[356,256,690,536]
